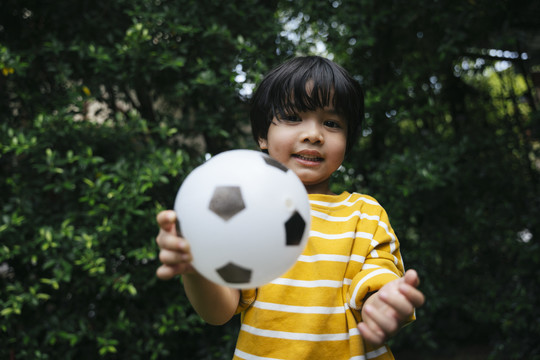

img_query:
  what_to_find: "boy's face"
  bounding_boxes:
[258,106,347,195]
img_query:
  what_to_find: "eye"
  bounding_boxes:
[278,114,301,123]
[324,120,342,129]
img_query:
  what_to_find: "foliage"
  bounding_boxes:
[1,0,540,359]
[0,104,245,358]
[0,0,285,358]
[300,0,540,358]
[0,0,287,152]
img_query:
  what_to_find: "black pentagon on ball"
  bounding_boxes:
[216,262,252,284]
[284,210,306,246]
[209,186,246,221]
[262,154,288,172]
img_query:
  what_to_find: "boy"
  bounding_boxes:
[156,56,424,359]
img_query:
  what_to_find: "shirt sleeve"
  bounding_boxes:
[347,204,405,311]
[235,288,257,314]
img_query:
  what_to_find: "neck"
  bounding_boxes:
[304,181,334,195]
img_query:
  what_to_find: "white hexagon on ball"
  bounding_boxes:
[174,149,311,289]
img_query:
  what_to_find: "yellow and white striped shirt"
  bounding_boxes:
[234,192,406,360]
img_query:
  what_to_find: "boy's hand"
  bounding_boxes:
[358,269,425,346]
[155,210,195,280]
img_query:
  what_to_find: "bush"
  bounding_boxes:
[334,125,540,359]
[0,106,239,359]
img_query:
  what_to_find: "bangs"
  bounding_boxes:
[266,58,360,122]
[270,64,337,118]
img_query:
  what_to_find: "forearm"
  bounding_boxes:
[182,271,240,325]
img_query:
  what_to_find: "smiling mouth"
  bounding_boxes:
[293,154,323,162]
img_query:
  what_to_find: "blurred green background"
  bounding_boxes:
[1,0,539,359]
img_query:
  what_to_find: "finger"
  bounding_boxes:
[156,210,178,235]
[156,264,186,280]
[159,248,192,265]
[156,264,177,280]
[378,289,414,319]
[403,269,420,287]
[156,231,190,253]
[362,303,400,336]
[359,304,394,345]
[399,283,426,308]
[357,321,385,346]
[156,263,195,280]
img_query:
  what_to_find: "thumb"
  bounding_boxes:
[156,210,178,235]
[403,269,420,288]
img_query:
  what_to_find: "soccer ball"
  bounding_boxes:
[174,149,311,289]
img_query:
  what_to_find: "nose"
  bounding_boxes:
[301,120,324,144]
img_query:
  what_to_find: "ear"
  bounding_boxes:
[258,137,268,150]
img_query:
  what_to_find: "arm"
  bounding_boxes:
[345,201,424,345]
[182,271,240,325]
[156,210,240,325]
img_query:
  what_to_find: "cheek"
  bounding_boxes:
[331,136,347,158]
[267,128,289,150]
[268,143,287,160]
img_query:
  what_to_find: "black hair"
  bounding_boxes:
[250,56,364,154]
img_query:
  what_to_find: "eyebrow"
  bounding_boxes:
[319,107,340,116]
[325,108,338,115]
[323,108,348,124]
[291,107,341,116]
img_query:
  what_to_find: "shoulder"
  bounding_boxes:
[309,191,385,215]
[349,193,393,218]
[347,192,381,207]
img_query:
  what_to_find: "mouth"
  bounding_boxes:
[293,153,323,163]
